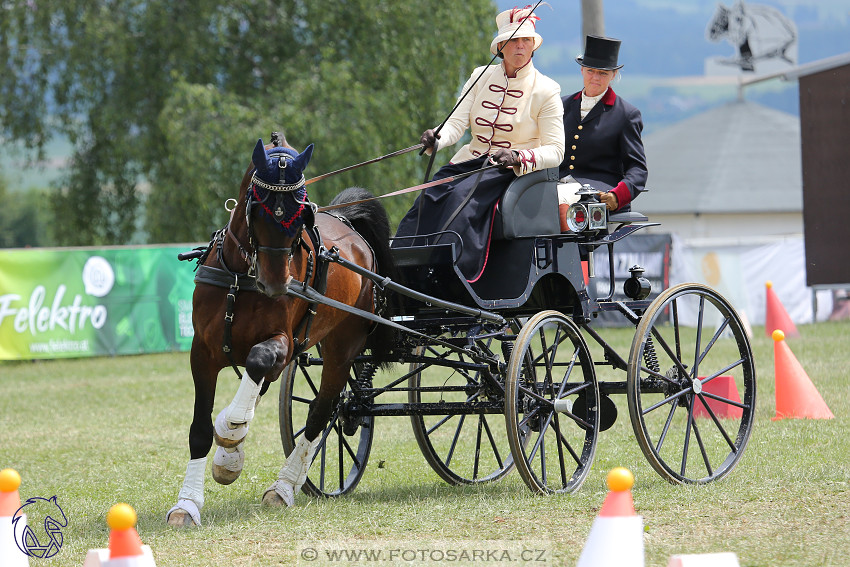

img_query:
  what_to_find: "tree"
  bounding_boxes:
[0,1,495,245]
[0,176,53,248]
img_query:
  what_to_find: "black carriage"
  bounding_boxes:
[278,166,756,497]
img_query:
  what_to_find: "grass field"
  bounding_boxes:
[2,320,848,566]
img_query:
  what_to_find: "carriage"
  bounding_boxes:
[276,164,756,497]
[168,136,756,525]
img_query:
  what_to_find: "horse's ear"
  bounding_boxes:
[293,143,314,172]
[252,139,267,172]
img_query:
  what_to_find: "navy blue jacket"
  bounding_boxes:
[558,88,648,209]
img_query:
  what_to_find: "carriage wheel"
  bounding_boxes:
[409,333,516,485]
[279,344,373,497]
[506,311,599,494]
[627,283,756,484]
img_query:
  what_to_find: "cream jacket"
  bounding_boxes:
[433,60,565,176]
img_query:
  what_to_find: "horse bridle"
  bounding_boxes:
[242,152,316,271]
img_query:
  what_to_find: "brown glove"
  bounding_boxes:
[490,148,519,168]
[420,129,439,150]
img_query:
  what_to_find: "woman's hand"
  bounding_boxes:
[490,149,519,168]
[420,129,439,150]
[598,191,619,211]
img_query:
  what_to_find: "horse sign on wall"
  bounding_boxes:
[705,1,797,74]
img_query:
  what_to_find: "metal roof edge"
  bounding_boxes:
[780,52,850,81]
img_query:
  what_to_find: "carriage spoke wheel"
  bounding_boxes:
[506,311,599,494]
[279,344,373,497]
[627,283,756,484]
[409,331,516,485]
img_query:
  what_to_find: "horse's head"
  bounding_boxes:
[247,138,314,297]
[707,3,730,41]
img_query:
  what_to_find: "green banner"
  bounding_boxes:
[0,246,197,360]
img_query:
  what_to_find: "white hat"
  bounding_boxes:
[489,7,543,56]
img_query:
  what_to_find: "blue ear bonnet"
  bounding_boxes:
[249,138,315,237]
[251,138,314,187]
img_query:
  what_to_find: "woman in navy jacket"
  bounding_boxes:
[558,35,648,229]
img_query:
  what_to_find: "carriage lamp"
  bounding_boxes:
[566,203,589,232]
[623,265,651,300]
[566,185,607,233]
[587,202,607,231]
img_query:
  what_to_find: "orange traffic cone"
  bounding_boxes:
[765,281,799,338]
[82,504,156,567]
[577,468,644,567]
[0,468,29,567]
[693,376,743,419]
[772,330,834,420]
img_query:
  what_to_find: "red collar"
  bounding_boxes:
[573,88,617,105]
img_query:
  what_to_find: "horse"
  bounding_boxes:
[166,134,395,526]
[706,1,796,72]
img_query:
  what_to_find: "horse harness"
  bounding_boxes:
[189,155,333,383]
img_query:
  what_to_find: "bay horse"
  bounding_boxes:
[166,134,395,526]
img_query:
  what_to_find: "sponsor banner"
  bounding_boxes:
[0,246,195,360]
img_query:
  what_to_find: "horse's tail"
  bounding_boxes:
[328,187,398,367]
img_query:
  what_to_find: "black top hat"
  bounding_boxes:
[576,35,623,70]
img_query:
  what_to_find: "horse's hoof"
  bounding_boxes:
[212,444,244,485]
[166,502,200,527]
[166,509,197,527]
[262,481,295,507]
[212,463,242,485]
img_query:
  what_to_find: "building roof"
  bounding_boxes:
[781,52,850,80]
[638,100,801,215]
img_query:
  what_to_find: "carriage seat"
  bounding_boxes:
[491,167,560,240]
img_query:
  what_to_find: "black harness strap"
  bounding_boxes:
[223,277,244,379]
[289,222,328,359]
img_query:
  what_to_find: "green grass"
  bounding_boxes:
[2,321,849,566]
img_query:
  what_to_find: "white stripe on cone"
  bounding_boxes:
[82,545,157,567]
[576,515,645,567]
[668,552,740,567]
[0,514,30,567]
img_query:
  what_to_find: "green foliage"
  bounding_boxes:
[0,175,54,247]
[0,0,496,244]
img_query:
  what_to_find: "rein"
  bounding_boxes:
[305,144,423,186]
[315,162,502,213]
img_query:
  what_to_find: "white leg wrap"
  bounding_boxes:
[166,457,206,525]
[281,435,322,487]
[213,443,245,472]
[264,435,321,506]
[215,377,265,444]
[177,457,206,507]
[214,409,249,444]
[225,376,265,424]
